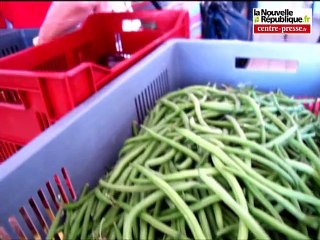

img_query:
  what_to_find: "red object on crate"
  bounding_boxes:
[0,10,189,163]
[0,1,51,28]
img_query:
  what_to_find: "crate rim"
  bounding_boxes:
[1,38,320,177]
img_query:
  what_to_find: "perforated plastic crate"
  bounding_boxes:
[0,1,51,28]
[0,10,189,163]
[0,29,39,58]
[1,39,319,239]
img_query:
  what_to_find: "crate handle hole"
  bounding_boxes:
[122,19,157,32]
[235,57,298,73]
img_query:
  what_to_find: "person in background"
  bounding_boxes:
[37,1,133,45]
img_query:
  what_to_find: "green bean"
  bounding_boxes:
[230,153,320,207]
[131,167,218,184]
[239,94,266,144]
[193,189,213,240]
[148,200,161,240]
[139,218,148,240]
[278,104,303,142]
[160,98,190,129]
[176,157,193,170]
[46,205,64,240]
[93,192,124,222]
[108,142,149,183]
[217,224,238,239]
[65,190,94,211]
[130,193,140,240]
[189,117,223,134]
[262,108,320,171]
[81,196,94,240]
[163,162,171,176]
[302,132,316,139]
[289,138,320,172]
[188,93,210,127]
[69,211,77,228]
[109,227,116,239]
[299,123,316,135]
[94,188,114,205]
[201,110,222,118]
[222,145,293,183]
[100,179,198,193]
[122,181,197,239]
[205,120,234,128]
[78,183,90,199]
[93,214,119,238]
[148,106,169,126]
[224,166,316,224]
[246,183,284,222]
[199,170,270,240]
[132,164,206,240]
[181,192,197,203]
[142,126,201,162]
[176,128,242,172]
[177,218,187,238]
[201,101,236,113]
[226,114,253,167]
[123,134,152,145]
[119,141,158,187]
[264,124,298,148]
[63,210,71,240]
[250,206,309,239]
[261,108,286,130]
[113,221,123,240]
[157,195,220,222]
[214,157,248,240]
[285,159,317,176]
[208,133,303,185]
[145,149,176,167]
[69,201,88,240]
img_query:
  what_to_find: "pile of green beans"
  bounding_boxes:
[47,85,320,240]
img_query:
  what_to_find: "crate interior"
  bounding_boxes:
[1,40,320,239]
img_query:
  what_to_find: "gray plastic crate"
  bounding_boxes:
[0,29,38,58]
[1,39,320,239]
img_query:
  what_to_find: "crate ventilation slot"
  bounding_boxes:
[300,97,320,116]
[0,45,19,57]
[32,55,68,71]
[134,69,169,124]
[0,141,22,162]
[36,112,50,131]
[0,168,76,239]
[0,88,23,105]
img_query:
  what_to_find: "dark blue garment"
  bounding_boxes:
[247,1,258,22]
[200,1,253,41]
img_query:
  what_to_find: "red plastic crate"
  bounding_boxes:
[0,10,189,163]
[0,1,51,28]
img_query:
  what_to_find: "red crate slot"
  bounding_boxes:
[0,139,22,163]
[0,10,189,163]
